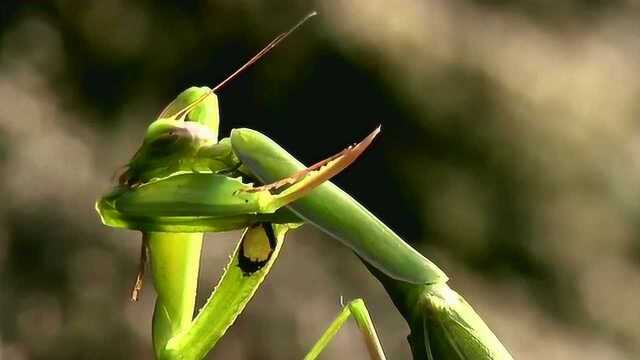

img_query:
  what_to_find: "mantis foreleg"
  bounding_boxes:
[162,223,297,360]
[147,232,204,358]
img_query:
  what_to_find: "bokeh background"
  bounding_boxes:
[2,0,640,359]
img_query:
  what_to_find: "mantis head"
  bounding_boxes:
[154,86,220,137]
[117,11,318,187]
[119,87,220,186]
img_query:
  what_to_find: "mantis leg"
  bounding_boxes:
[147,232,204,359]
[163,223,297,360]
[304,298,387,360]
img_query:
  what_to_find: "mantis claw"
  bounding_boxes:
[236,126,381,213]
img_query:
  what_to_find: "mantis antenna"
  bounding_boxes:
[159,11,317,120]
[212,11,317,93]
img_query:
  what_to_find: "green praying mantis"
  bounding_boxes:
[96,12,514,360]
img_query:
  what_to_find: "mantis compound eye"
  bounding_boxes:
[148,129,182,148]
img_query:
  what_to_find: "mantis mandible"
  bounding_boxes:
[96,12,514,360]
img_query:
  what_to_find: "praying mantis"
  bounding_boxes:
[96,12,514,360]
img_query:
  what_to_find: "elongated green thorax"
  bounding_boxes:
[230,128,447,285]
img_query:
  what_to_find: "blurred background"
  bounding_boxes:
[2,0,640,359]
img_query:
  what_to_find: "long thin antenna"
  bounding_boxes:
[157,11,316,120]
[212,11,317,93]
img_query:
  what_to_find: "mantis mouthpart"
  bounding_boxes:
[96,11,513,360]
